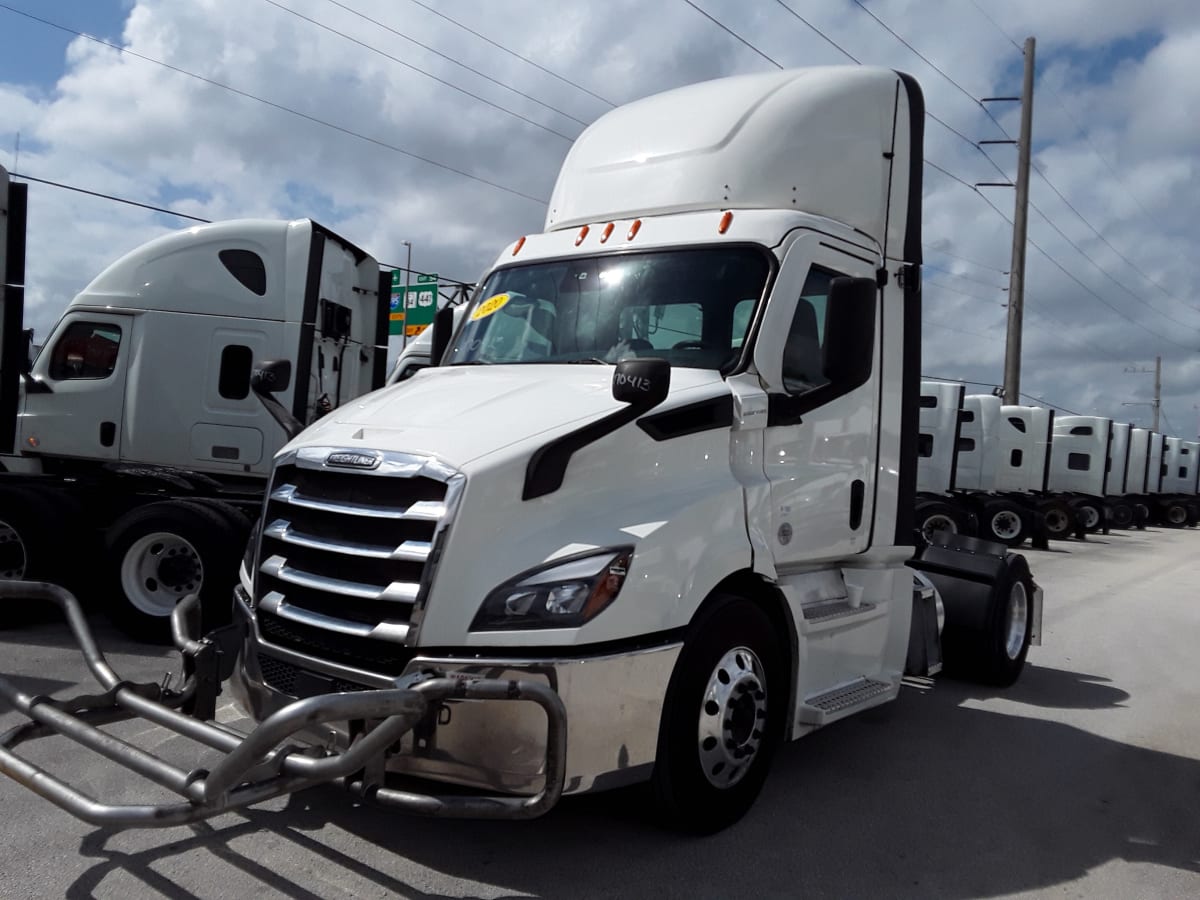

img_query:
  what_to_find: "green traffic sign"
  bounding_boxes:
[389,271,438,336]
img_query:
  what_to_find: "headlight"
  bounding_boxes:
[471,548,633,631]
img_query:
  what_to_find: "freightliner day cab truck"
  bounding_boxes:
[0,167,391,638]
[0,68,1045,834]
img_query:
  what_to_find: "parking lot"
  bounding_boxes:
[2,527,1199,899]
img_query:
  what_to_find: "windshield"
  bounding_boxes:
[443,247,770,370]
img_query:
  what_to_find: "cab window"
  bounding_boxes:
[48,322,123,381]
[781,268,837,394]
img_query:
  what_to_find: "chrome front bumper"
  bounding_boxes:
[232,588,682,796]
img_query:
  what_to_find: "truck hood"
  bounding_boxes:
[290,364,728,468]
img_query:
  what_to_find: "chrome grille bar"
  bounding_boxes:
[270,483,446,521]
[264,519,431,563]
[259,556,419,604]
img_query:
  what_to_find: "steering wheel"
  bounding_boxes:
[672,340,707,350]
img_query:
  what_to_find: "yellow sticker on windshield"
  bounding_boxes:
[471,293,510,321]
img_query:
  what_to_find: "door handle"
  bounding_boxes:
[849,479,865,530]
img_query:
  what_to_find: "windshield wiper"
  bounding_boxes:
[564,357,610,365]
[449,360,494,366]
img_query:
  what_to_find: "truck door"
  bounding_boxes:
[752,232,880,566]
[19,312,130,461]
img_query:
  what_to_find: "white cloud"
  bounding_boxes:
[2,0,1199,433]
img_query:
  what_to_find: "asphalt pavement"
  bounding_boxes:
[2,525,1198,899]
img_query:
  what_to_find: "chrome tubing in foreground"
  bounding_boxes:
[0,581,568,827]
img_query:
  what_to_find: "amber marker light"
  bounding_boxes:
[627,219,642,240]
[718,210,734,234]
[575,225,590,246]
[600,222,614,243]
[512,236,526,256]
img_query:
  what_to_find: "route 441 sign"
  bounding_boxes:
[389,272,438,337]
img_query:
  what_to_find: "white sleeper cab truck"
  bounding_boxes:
[1046,415,1114,534]
[0,171,390,639]
[1157,437,1200,526]
[0,69,1043,834]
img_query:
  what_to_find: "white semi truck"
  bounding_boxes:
[0,167,392,638]
[0,68,1045,834]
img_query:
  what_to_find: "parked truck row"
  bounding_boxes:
[915,380,1199,549]
[0,65,1134,835]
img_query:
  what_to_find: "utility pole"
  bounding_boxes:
[1123,354,1162,431]
[1153,354,1161,431]
[1002,37,1036,405]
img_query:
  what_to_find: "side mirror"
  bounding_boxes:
[251,359,292,394]
[612,357,671,409]
[430,305,454,366]
[250,358,302,440]
[822,276,877,389]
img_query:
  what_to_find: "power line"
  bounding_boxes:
[261,0,575,140]
[401,0,615,108]
[924,320,1003,342]
[849,0,983,109]
[1019,390,1081,415]
[682,0,783,69]
[924,264,1007,292]
[1028,199,1200,331]
[967,0,1024,53]
[319,0,590,126]
[924,244,1008,274]
[0,4,547,205]
[770,1,859,63]
[11,172,212,223]
[925,277,1003,305]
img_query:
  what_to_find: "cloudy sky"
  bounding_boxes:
[2,0,1198,436]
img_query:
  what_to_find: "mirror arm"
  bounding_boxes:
[252,386,304,440]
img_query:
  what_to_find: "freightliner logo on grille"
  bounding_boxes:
[325,451,382,469]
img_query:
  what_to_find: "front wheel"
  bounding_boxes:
[1109,501,1134,529]
[980,499,1029,548]
[105,500,243,643]
[1040,498,1075,540]
[651,596,785,834]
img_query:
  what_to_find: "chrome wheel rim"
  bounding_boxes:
[698,647,767,789]
[1079,505,1100,529]
[1004,581,1029,660]
[0,519,27,580]
[921,513,958,543]
[990,510,1022,541]
[119,532,204,617]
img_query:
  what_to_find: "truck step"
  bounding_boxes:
[798,678,894,726]
[802,599,877,624]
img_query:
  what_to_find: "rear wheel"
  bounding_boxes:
[915,500,968,545]
[1160,500,1189,528]
[1108,501,1134,529]
[1073,499,1103,533]
[1041,499,1074,540]
[942,554,1035,687]
[980,499,1029,547]
[651,596,785,834]
[106,500,243,643]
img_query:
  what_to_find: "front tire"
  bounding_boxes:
[1040,498,1074,540]
[651,596,785,834]
[105,500,243,643]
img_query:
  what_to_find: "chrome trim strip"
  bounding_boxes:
[259,593,411,642]
[403,471,466,646]
[264,519,431,563]
[270,484,446,521]
[259,555,419,604]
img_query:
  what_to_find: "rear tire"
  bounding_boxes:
[651,596,785,834]
[942,554,1034,687]
[1160,500,1189,528]
[1108,501,1134,529]
[1072,499,1103,533]
[105,500,243,643]
[915,500,968,545]
[1040,498,1074,540]
[980,499,1029,548]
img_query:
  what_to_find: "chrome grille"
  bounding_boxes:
[252,448,458,664]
